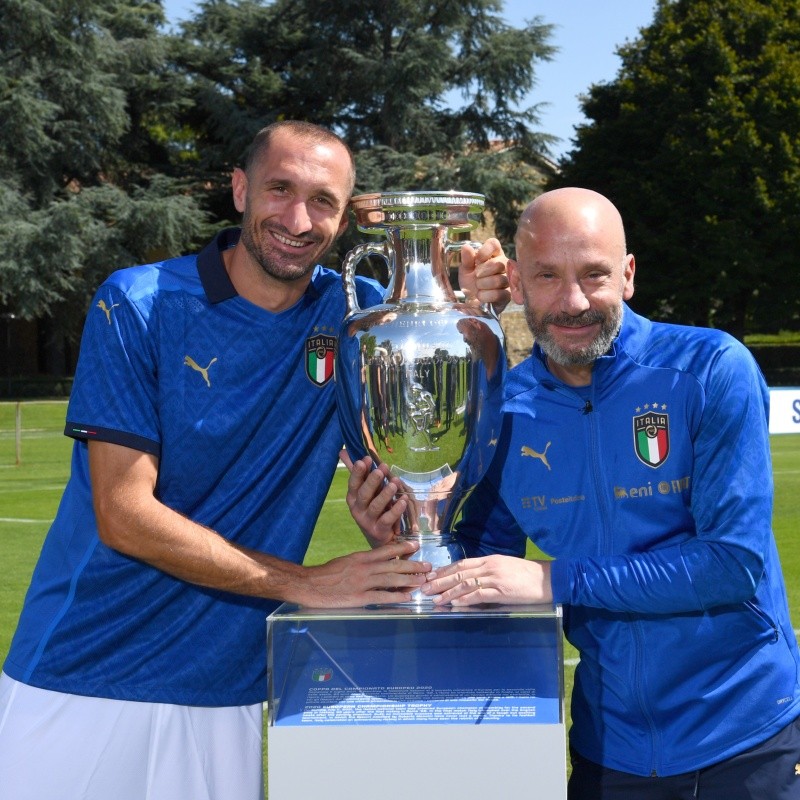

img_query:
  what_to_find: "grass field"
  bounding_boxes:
[1,400,799,794]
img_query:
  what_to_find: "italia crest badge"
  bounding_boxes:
[633,408,670,468]
[305,331,336,386]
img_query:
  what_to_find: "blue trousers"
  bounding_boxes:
[568,715,800,800]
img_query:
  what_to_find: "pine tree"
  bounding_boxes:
[553,0,800,338]
[0,0,208,334]
[171,0,557,250]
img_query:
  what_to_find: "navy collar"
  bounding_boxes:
[197,227,241,304]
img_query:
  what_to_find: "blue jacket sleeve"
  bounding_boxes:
[455,438,528,560]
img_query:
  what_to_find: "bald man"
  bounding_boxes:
[411,188,800,797]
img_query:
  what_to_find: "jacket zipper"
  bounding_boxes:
[745,600,780,642]
[583,383,663,776]
[631,615,663,775]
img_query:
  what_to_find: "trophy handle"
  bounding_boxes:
[342,242,391,315]
[445,240,481,260]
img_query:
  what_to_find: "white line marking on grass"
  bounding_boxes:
[0,485,65,492]
[0,517,52,524]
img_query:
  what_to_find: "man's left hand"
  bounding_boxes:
[340,449,406,548]
[421,555,553,606]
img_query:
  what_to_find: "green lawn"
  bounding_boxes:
[1,401,798,795]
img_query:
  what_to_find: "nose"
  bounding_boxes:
[282,199,313,235]
[560,279,590,315]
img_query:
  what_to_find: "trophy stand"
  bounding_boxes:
[267,603,567,799]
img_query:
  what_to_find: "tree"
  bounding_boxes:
[0,0,208,356]
[552,0,800,339]
[171,0,557,253]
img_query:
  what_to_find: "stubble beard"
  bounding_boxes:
[240,214,324,283]
[524,302,623,366]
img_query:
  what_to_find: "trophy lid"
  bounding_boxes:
[350,191,485,234]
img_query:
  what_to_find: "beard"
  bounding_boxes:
[524,302,623,367]
[239,212,325,283]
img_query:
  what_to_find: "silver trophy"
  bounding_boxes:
[336,191,506,604]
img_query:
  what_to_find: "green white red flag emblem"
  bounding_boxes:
[312,667,332,682]
[306,334,336,386]
[633,411,670,468]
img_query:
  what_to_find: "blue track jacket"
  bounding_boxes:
[458,305,800,776]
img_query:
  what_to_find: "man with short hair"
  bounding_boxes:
[0,120,509,800]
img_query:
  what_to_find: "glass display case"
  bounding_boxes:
[267,603,566,799]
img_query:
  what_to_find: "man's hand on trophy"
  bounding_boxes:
[420,555,553,606]
[341,449,407,548]
[298,540,432,608]
[458,238,511,314]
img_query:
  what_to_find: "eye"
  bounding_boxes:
[313,194,339,210]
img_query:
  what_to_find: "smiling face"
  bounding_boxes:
[232,128,353,286]
[509,188,635,386]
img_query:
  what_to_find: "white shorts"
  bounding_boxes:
[0,673,264,800]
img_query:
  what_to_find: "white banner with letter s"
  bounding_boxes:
[769,388,800,434]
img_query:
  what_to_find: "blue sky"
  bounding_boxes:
[162,0,657,158]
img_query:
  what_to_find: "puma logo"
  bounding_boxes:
[184,355,218,387]
[97,299,120,324]
[521,442,552,470]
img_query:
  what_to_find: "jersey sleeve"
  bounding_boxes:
[65,281,161,456]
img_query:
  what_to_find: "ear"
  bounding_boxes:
[508,259,524,306]
[622,254,635,301]
[231,167,248,214]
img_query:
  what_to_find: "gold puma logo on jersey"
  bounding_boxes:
[97,299,120,324]
[521,442,552,471]
[184,355,218,387]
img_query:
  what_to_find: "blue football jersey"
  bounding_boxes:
[4,229,383,705]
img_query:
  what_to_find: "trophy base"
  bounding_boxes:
[400,534,465,608]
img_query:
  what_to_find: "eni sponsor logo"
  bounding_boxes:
[184,355,218,388]
[613,476,691,500]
